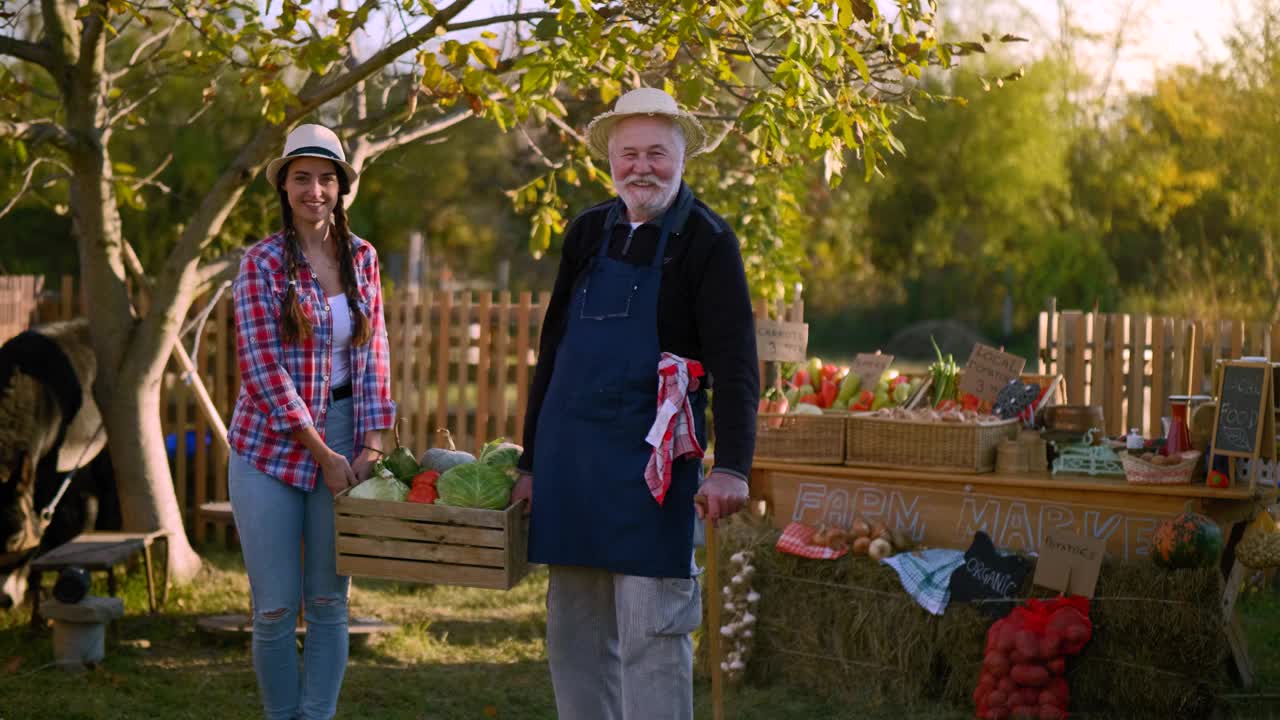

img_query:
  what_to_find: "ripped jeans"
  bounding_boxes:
[229,397,353,720]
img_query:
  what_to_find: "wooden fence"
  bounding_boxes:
[1038,300,1280,439]
[0,276,44,344]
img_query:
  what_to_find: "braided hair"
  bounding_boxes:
[275,159,371,346]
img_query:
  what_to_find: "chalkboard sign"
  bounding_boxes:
[1211,362,1271,458]
[948,531,1030,619]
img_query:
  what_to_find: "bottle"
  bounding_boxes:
[1164,396,1192,457]
[1126,428,1144,453]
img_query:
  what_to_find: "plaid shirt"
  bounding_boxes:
[228,231,396,491]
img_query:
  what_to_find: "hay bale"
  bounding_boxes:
[1066,561,1226,718]
[720,519,940,708]
[716,521,1229,718]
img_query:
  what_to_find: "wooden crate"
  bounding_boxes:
[333,493,529,590]
[844,414,1020,473]
[755,413,847,464]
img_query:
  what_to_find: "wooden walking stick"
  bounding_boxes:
[696,496,725,720]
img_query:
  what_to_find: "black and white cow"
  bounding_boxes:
[0,319,119,608]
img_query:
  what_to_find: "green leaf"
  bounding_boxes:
[849,50,871,84]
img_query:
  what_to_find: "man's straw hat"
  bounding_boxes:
[585,88,707,159]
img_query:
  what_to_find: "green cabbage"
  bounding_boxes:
[478,438,522,475]
[349,471,410,502]
[436,462,515,510]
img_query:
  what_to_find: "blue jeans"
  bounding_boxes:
[229,397,353,720]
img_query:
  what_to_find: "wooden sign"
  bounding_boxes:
[851,352,894,391]
[1211,362,1271,458]
[958,344,1027,404]
[768,471,1178,562]
[948,531,1031,617]
[755,319,808,363]
[1033,530,1105,598]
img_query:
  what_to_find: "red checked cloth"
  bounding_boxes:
[776,522,849,560]
[643,353,705,505]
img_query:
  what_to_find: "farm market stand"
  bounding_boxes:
[752,462,1256,563]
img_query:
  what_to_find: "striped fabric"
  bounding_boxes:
[644,353,705,505]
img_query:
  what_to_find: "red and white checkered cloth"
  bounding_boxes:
[775,522,849,560]
[643,353,705,505]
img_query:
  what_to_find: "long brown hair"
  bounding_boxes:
[276,159,371,346]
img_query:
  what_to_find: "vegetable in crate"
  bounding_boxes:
[406,470,440,504]
[1150,502,1224,569]
[382,420,421,479]
[418,428,477,472]
[436,461,517,510]
[349,470,410,502]
[478,438,523,476]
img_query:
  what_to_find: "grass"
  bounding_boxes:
[4,550,1280,719]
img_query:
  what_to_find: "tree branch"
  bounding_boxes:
[445,10,557,32]
[0,119,74,149]
[194,250,243,296]
[0,156,71,219]
[0,33,54,69]
[289,0,475,122]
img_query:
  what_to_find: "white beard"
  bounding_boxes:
[615,173,682,222]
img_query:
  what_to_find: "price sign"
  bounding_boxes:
[958,343,1026,404]
[755,320,808,363]
[1033,530,1105,598]
[851,352,894,391]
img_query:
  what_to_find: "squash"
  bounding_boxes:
[1150,502,1224,570]
[418,428,476,473]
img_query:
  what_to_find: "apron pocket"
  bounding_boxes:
[580,274,636,320]
[648,577,702,637]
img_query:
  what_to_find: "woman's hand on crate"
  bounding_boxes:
[320,450,358,497]
[512,471,533,514]
[695,471,749,525]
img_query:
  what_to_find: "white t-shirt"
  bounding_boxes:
[329,293,352,387]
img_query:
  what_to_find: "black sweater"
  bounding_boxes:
[517,185,759,479]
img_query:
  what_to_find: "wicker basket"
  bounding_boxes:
[1120,451,1200,486]
[755,412,847,464]
[844,414,1020,473]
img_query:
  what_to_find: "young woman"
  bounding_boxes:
[227,124,395,720]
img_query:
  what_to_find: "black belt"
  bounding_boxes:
[331,383,352,401]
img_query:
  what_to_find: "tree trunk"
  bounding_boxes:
[103,362,203,581]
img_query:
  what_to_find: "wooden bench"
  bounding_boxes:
[28,530,169,628]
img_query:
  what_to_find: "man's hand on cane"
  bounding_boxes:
[694,470,749,525]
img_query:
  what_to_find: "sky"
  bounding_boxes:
[972,0,1240,91]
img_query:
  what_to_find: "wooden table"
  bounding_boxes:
[28,530,169,628]
[749,460,1267,684]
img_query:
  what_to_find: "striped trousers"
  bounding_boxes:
[545,562,702,720]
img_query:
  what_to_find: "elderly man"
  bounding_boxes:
[513,88,760,719]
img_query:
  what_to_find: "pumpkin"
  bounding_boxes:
[1150,503,1223,570]
[418,428,476,473]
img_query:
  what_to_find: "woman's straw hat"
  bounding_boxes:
[265,124,358,187]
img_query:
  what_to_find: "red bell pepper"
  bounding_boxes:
[407,470,440,504]
[798,393,820,406]
[819,379,839,409]
[791,369,811,390]
[850,389,875,412]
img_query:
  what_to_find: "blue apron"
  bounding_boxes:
[530,188,706,579]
